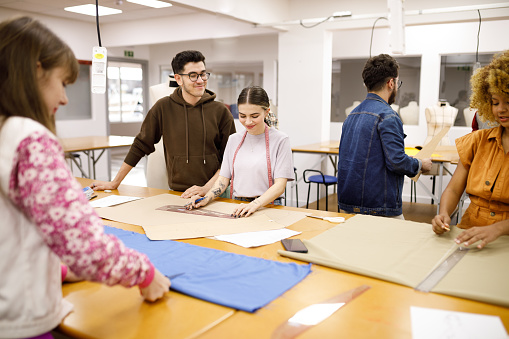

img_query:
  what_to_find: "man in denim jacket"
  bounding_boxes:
[337,54,432,218]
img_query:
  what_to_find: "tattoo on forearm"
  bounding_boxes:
[212,181,226,198]
[212,188,221,197]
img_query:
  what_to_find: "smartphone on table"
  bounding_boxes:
[281,239,308,253]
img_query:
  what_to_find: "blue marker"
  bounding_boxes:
[185,197,205,207]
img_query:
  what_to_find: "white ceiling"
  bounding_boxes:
[0,1,507,27]
[0,0,197,24]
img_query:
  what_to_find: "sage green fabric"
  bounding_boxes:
[279,214,509,307]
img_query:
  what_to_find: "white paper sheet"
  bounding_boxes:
[410,306,508,339]
[213,229,301,248]
[90,195,143,208]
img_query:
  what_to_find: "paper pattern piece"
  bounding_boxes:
[97,194,309,240]
[104,226,312,312]
[213,229,301,248]
[411,306,508,339]
[89,195,143,208]
[278,214,509,307]
[412,125,451,182]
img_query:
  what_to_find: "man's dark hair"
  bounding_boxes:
[171,50,205,75]
[362,54,399,92]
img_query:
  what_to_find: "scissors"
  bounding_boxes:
[306,215,345,223]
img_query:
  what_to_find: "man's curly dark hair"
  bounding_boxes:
[362,54,399,92]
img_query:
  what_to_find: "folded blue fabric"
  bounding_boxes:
[104,226,312,312]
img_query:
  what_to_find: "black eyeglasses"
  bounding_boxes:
[395,78,403,89]
[178,72,210,82]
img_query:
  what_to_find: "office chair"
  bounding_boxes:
[303,169,338,211]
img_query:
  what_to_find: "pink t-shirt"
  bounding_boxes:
[220,127,294,198]
[9,131,152,287]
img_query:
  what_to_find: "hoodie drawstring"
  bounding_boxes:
[184,104,189,164]
[201,105,206,165]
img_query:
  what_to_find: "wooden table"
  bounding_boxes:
[60,136,135,179]
[57,178,509,339]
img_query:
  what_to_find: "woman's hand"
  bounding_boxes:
[231,200,261,218]
[432,214,451,235]
[455,224,503,249]
[90,180,119,191]
[181,185,207,199]
[139,269,170,302]
[185,194,210,210]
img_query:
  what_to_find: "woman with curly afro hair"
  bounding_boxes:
[432,50,509,249]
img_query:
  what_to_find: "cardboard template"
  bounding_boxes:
[412,126,451,182]
[279,214,509,307]
[97,194,309,240]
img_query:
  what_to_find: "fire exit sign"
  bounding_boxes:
[124,50,134,58]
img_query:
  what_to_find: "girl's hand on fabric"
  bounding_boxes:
[432,214,451,235]
[90,180,118,191]
[185,195,208,210]
[181,185,207,199]
[455,225,501,249]
[139,269,170,302]
[231,201,260,218]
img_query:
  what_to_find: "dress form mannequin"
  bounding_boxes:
[399,101,419,125]
[424,101,458,146]
[146,81,178,189]
[463,107,476,127]
[345,101,361,116]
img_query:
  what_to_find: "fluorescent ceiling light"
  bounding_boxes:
[126,0,172,8]
[64,4,122,16]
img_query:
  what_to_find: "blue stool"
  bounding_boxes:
[303,169,338,211]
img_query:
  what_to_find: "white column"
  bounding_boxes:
[278,27,333,207]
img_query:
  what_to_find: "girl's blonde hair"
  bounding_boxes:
[0,16,79,133]
[470,50,509,123]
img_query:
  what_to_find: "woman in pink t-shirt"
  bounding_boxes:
[187,86,294,217]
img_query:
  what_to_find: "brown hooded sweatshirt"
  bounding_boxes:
[124,87,236,191]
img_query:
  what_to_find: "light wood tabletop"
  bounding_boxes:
[59,136,134,179]
[57,178,509,339]
[60,135,135,153]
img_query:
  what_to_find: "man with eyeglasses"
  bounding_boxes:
[92,50,236,196]
[337,54,432,219]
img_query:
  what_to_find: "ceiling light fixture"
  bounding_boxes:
[64,4,122,16]
[126,0,172,8]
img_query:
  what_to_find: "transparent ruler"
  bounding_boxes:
[415,246,469,292]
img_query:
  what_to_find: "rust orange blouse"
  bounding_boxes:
[456,126,509,227]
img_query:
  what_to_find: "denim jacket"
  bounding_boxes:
[337,93,421,216]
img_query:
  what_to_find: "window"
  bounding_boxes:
[331,56,421,124]
[439,53,494,126]
[107,60,147,123]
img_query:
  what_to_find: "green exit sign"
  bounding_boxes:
[124,50,134,58]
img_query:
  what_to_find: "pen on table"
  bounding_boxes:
[184,197,205,207]
[90,195,98,200]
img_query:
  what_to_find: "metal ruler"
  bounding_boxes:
[415,246,469,292]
